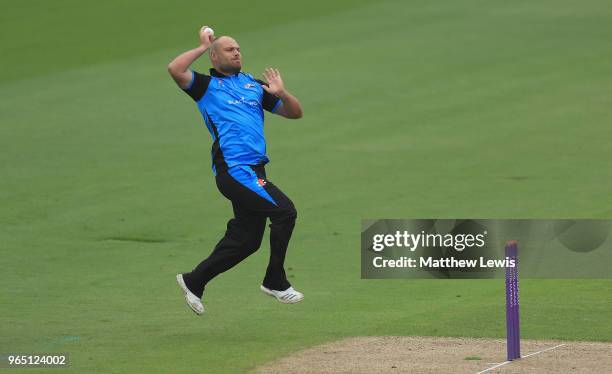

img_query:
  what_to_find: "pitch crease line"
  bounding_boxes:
[521,343,565,358]
[475,360,511,374]
[475,344,566,374]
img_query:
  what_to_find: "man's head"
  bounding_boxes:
[209,36,242,75]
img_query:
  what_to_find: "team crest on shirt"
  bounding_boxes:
[257,178,267,187]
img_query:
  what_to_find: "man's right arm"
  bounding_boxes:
[167,27,214,89]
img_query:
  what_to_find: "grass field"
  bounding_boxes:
[2,0,612,373]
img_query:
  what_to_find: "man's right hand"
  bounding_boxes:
[199,26,215,49]
[167,25,215,89]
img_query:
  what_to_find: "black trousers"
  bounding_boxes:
[182,164,297,298]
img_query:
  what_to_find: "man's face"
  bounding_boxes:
[210,37,242,75]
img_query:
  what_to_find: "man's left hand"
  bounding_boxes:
[262,68,285,96]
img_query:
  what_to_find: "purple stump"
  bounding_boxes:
[505,240,521,361]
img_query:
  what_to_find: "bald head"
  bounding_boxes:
[209,36,242,75]
[210,36,236,53]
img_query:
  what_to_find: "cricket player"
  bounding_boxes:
[168,27,304,315]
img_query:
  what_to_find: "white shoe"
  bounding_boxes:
[176,274,204,315]
[260,285,304,304]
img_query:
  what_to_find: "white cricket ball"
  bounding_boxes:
[202,27,214,36]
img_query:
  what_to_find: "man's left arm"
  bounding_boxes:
[261,68,303,119]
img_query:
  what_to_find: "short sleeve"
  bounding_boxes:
[182,71,211,102]
[255,79,281,113]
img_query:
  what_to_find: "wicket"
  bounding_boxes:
[505,240,521,360]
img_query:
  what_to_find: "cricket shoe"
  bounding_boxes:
[260,285,304,304]
[176,274,204,315]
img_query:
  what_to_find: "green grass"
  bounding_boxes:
[2,0,612,373]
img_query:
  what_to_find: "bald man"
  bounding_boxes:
[168,27,304,315]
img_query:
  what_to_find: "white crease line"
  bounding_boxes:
[476,360,511,374]
[475,343,566,374]
[521,343,566,358]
